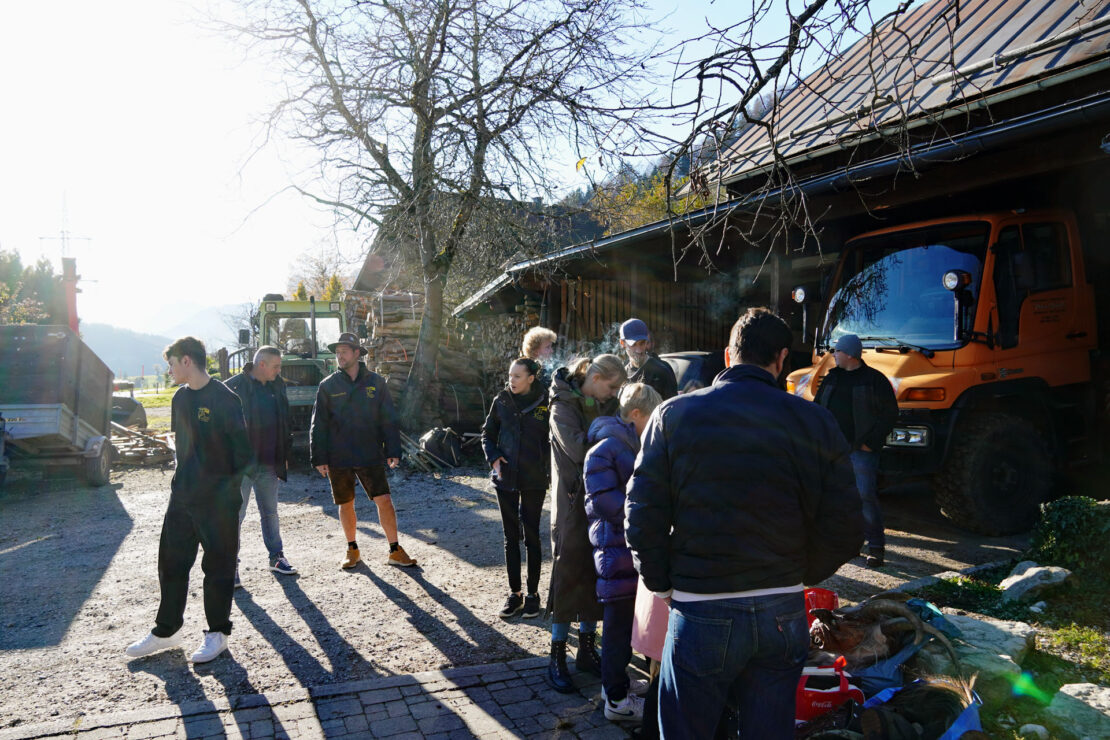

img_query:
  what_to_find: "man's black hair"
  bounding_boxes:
[728,307,792,367]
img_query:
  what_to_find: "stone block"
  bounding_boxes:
[1043,683,1110,740]
[999,561,1072,603]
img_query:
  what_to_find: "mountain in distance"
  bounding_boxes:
[81,304,249,378]
[80,323,174,379]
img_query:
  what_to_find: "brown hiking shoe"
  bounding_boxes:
[387,545,417,567]
[341,547,361,569]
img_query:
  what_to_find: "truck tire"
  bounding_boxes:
[934,412,1052,535]
[85,442,113,487]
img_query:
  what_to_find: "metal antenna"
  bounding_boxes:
[38,194,91,257]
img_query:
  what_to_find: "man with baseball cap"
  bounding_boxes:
[310,332,417,569]
[814,333,898,567]
[619,318,677,400]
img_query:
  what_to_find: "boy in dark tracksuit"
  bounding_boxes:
[126,336,252,664]
[310,332,416,570]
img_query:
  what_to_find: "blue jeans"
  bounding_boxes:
[658,592,807,739]
[239,464,284,560]
[850,450,884,549]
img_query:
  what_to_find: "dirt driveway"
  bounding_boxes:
[0,465,1027,730]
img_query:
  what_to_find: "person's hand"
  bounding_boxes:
[315,464,329,477]
[492,457,507,478]
[860,444,872,452]
[387,457,400,469]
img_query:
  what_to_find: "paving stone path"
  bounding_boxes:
[0,657,641,740]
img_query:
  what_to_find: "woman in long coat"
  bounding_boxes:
[546,353,627,693]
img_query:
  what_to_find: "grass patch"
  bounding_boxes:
[132,389,176,409]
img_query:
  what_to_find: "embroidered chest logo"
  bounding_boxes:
[197,407,211,423]
[366,385,376,399]
[533,405,548,421]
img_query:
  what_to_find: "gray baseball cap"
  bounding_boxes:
[833,333,863,359]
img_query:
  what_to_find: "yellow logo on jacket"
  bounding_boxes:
[197,407,211,422]
[533,405,548,421]
[366,386,376,399]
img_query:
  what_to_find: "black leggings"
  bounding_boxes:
[495,486,545,595]
[153,490,240,636]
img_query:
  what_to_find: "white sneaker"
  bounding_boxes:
[604,693,645,722]
[602,679,650,701]
[189,631,229,663]
[125,631,183,658]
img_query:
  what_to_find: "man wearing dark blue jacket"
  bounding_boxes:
[625,308,863,739]
[310,332,416,570]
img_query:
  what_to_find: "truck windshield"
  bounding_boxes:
[823,221,990,352]
[263,314,344,355]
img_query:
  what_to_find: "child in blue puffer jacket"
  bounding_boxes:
[584,382,662,725]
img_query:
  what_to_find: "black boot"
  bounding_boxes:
[547,640,574,693]
[576,631,601,676]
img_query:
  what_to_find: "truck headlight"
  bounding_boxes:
[886,426,931,447]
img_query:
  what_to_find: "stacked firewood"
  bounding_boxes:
[357,290,490,433]
[111,422,174,466]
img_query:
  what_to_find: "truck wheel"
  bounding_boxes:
[934,412,1052,535]
[85,443,113,487]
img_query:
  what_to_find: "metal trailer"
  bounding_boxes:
[0,325,114,487]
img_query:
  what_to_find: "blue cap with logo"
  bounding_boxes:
[619,318,650,342]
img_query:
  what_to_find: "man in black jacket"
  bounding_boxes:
[310,333,416,570]
[226,346,297,583]
[619,318,677,400]
[814,333,898,567]
[626,308,862,739]
[126,336,252,664]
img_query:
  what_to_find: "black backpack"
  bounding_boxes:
[418,427,462,467]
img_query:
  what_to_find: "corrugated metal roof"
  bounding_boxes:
[715,0,1110,186]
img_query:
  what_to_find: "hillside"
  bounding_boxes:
[80,323,174,378]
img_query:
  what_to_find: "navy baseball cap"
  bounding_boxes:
[620,318,650,342]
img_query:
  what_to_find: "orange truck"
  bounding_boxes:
[786,209,1100,535]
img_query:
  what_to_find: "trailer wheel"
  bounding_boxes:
[934,412,1052,535]
[85,443,113,487]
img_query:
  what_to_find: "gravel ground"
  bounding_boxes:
[0,463,1029,730]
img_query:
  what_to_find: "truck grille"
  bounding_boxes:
[281,364,323,388]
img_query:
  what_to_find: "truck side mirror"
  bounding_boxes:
[238,329,250,346]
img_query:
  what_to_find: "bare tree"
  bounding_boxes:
[230,0,657,427]
[658,0,968,265]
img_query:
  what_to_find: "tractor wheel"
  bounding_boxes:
[934,412,1052,535]
[85,442,113,487]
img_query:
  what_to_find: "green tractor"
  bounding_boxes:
[238,293,359,448]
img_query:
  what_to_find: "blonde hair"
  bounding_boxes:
[619,382,662,421]
[568,353,627,385]
[522,327,557,359]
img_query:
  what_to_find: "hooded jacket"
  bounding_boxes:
[480,382,550,491]
[226,363,292,480]
[583,416,639,603]
[309,364,401,468]
[626,364,863,595]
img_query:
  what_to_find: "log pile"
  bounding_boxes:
[111,422,174,466]
[358,290,491,433]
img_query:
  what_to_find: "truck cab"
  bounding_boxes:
[786,210,1097,535]
[252,296,348,444]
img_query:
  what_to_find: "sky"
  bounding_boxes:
[0,0,899,337]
